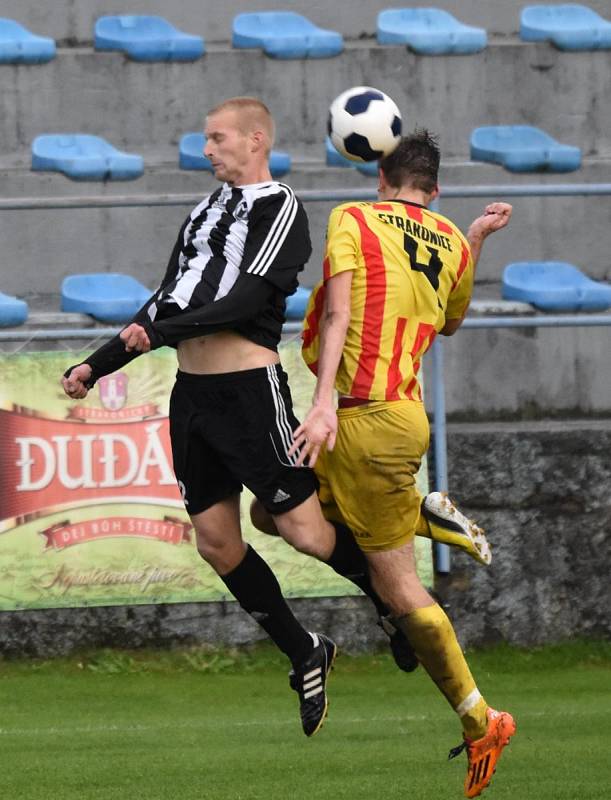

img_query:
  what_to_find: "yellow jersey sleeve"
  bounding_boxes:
[323,205,362,280]
[445,234,474,321]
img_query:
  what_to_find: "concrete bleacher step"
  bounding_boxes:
[1,155,610,301]
[1,151,609,196]
[1,39,610,160]
[17,310,96,328]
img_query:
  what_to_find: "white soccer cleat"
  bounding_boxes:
[422,492,492,566]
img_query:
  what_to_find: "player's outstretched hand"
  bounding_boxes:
[288,402,338,468]
[468,202,512,241]
[62,363,93,399]
[120,323,151,353]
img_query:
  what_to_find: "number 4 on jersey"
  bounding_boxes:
[403,233,442,292]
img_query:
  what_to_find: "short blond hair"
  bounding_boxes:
[207,97,275,151]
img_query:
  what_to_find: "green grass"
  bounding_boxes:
[1,641,609,800]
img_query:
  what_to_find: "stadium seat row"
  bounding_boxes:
[1,5,610,62]
[26,126,582,182]
[28,134,293,180]
[3,261,611,328]
[0,278,313,327]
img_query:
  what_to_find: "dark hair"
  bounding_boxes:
[379,129,440,194]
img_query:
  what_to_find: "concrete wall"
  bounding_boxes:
[5,0,611,44]
[423,316,611,418]
[2,36,609,298]
[437,419,611,647]
[2,419,608,657]
[2,43,610,158]
[3,160,610,304]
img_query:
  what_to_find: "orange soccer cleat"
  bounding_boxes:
[449,707,516,798]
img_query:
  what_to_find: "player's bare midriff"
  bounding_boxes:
[177,330,280,374]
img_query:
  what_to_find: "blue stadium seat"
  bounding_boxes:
[377,8,487,54]
[179,133,291,178]
[502,262,611,312]
[95,15,205,61]
[0,292,28,327]
[232,12,343,58]
[325,138,379,176]
[286,287,312,320]
[61,274,151,323]
[0,18,55,63]
[356,162,380,177]
[325,137,354,167]
[470,126,581,172]
[32,135,144,181]
[520,4,611,50]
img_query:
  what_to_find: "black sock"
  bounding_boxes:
[220,545,313,667]
[326,523,389,618]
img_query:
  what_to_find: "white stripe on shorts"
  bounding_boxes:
[266,365,298,466]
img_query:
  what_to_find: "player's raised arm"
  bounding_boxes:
[467,202,513,269]
[60,217,192,397]
[441,202,513,337]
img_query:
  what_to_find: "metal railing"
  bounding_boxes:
[2,181,611,575]
[1,183,611,211]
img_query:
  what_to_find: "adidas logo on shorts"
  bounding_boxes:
[272,488,291,503]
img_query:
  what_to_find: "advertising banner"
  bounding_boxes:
[0,339,431,610]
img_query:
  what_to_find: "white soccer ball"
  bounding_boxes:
[327,86,402,163]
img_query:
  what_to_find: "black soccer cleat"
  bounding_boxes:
[289,632,337,737]
[378,615,419,673]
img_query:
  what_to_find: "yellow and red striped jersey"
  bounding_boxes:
[302,200,474,401]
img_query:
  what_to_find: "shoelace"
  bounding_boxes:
[448,741,468,760]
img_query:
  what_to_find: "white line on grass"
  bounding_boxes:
[0,709,569,737]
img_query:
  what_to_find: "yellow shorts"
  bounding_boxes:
[314,400,430,552]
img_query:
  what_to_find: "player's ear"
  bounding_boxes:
[250,129,265,152]
[378,166,389,195]
[430,183,440,201]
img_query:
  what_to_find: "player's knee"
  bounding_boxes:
[195,528,231,563]
[286,530,320,557]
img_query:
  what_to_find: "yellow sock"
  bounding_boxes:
[395,603,488,739]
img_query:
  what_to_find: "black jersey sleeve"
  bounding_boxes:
[66,216,190,387]
[142,271,275,348]
[240,187,312,293]
[75,271,276,386]
[66,190,309,387]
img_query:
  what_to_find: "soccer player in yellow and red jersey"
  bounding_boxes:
[291,130,515,798]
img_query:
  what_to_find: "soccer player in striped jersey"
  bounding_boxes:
[290,131,515,797]
[61,97,417,738]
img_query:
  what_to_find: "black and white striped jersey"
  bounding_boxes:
[81,181,312,385]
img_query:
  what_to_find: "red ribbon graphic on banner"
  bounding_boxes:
[40,516,192,550]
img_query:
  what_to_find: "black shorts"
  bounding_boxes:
[169,364,318,516]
